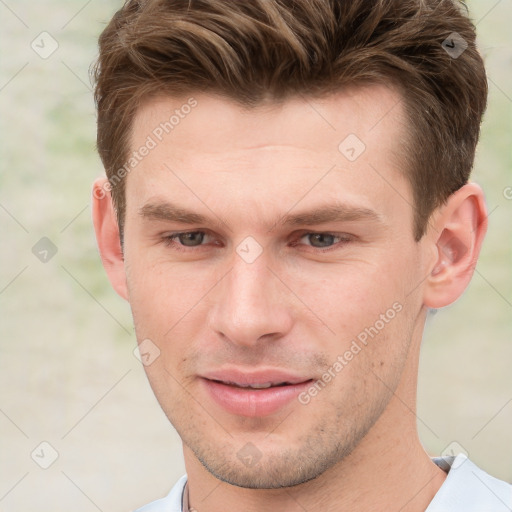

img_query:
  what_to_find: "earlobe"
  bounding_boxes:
[91,177,129,300]
[423,183,488,309]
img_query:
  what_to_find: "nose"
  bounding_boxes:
[207,254,294,348]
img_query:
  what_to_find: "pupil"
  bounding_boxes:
[310,233,334,247]
[179,232,204,246]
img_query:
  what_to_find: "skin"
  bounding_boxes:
[93,84,487,511]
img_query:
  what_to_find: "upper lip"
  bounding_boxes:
[201,368,312,387]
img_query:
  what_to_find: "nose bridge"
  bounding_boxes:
[229,254,272,305]
[208,251,292,346]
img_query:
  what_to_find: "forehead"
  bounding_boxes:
[131,84,406,159]
[126,85,411,231]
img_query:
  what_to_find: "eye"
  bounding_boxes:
[175,231,206,246]
[163,230,213,249]
[296,232,353,250]
[161,230,353,253]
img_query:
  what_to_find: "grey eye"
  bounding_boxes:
[306,233,336,248]
[177,231,205,246]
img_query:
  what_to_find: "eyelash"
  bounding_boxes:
[161,230,354,253]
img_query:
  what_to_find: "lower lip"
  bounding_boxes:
[201,378,312,417]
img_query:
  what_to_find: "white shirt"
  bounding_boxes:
[133,454,512,511]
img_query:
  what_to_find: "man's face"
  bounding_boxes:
[122,85,430,488]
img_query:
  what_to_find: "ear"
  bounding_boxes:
[423,182,488,309]
[92,177,128,300]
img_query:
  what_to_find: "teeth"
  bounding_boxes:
[223,381,284,389]
[217,381,288,389]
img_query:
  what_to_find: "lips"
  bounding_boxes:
[200,368,313,417]
[215,381,291,389]
[202,368,311,387]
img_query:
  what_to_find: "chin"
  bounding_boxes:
[192,440,349,490]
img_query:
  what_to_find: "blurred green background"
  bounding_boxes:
[0,1,511,510]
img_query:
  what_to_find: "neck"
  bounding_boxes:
[183,313,447,512]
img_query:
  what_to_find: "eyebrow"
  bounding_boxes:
[276,203,383,228]
[140,202,213,225]
[138,201,383,230]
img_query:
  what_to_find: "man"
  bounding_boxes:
[91,0,511,510]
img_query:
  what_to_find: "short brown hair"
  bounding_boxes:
[93,0,487,242]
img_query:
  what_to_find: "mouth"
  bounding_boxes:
[209,379,310,389]
[199,370,314,417]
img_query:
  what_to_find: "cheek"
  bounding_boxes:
[287,256,416,380]
[289,260,405,329]
[314,303,412,424]
[126,258,224,380]
[126,256,210,328]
